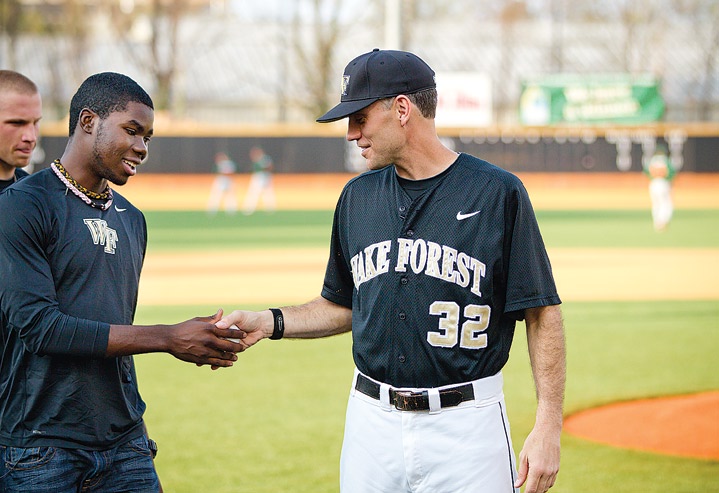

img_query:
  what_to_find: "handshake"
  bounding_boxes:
[164,308,278,369]
[149,297,351,368]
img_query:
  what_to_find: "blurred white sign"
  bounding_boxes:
[435,72,493,128]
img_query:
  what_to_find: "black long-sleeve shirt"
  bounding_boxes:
[0,168,147,449]
[0,167,30,193]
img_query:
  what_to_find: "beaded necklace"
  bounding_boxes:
[51,159,114,211]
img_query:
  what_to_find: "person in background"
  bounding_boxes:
[643,144,676,232]
[219,49,565,493]
[242,145,276,215]
[207,151,238,215]
[0,72,244,492]
[0,70,42,193]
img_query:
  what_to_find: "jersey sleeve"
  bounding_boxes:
[0,189,110,357]
[321,191,354,308]
[503,179,561,318]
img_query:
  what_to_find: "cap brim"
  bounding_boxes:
[316,98,379,123]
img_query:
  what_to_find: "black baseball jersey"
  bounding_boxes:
[321,153,560,388]
[0,167,30,193]
[0,168,148,449]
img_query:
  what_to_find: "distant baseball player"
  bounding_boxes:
[242,145,276,215]
[643,144,676,231]
[219,49,566,493]
[207,151,238,215]
[0,70,42,193]
[0,72,244,492]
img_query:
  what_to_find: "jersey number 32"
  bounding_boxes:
[428,301,490,349]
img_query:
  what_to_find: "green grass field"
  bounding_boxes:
[143,209,719,251]
[134,208,719,492]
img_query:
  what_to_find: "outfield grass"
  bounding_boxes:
[144,210,334,251]
[134,209,719,492]
[143,209,719,251]
[535,209,719,248]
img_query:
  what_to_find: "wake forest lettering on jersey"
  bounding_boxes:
[350,238,486,297]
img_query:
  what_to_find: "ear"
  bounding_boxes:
[78,108,97,134]
[394,95,412,126]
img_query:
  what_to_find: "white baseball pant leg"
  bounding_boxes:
[339,370,518,493]
[649,178,673,230]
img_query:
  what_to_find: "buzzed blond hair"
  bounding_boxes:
[0,70,39,94]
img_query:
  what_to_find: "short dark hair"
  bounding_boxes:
[69,72,153,136]
[379,88,437,119]
[407,88,437,119]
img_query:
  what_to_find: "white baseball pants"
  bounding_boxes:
[339,370,519,493]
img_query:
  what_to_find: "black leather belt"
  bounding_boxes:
[355,373,475,411]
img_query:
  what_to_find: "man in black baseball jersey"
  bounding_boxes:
[0,72,244,491]
[0,70,42,192]
[219,49,565,493]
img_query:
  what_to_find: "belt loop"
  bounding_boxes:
[472,378,482,407]
[379,383,392,411]
[351,369,359,397]
[428,388,441,414]
[473,383,482,407]
[472,372,504,407]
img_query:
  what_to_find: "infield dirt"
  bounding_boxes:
[128,172,719,306]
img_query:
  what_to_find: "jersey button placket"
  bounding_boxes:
[396,309,407,365]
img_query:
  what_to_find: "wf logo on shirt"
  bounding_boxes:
[83,218,118,254]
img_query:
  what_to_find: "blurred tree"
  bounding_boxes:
[616,0,657,72]
[670,0,719,120]
[548,0,566,73]
[0,0,89,119]
[103,0,200,112]
[290,0,344,118]
[699,7,719,120]
[499,1,528,123]
[1,0,714,123]
[0,0,23,69]
[289,0,379,119]
[398,0,451,51]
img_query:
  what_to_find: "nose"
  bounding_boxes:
[22,123,39,143]
[133,137,149,160]
[346,120,360,142]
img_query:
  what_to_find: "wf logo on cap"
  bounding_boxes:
[317,49,436,123]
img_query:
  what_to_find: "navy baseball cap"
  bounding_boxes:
[316,49,436,123]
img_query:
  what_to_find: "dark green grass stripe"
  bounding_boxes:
[143,209,719,251]
[144,210,333,251]
[535,209,719,248]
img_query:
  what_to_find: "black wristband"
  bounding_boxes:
[269,308,285,340]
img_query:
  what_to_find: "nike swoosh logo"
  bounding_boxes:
[456,210,481,220]
[115,206,127,212]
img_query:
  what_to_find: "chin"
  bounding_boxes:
[109,175,130,186]
[368,161,391,171]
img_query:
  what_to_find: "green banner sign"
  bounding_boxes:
[519,74,665,125]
